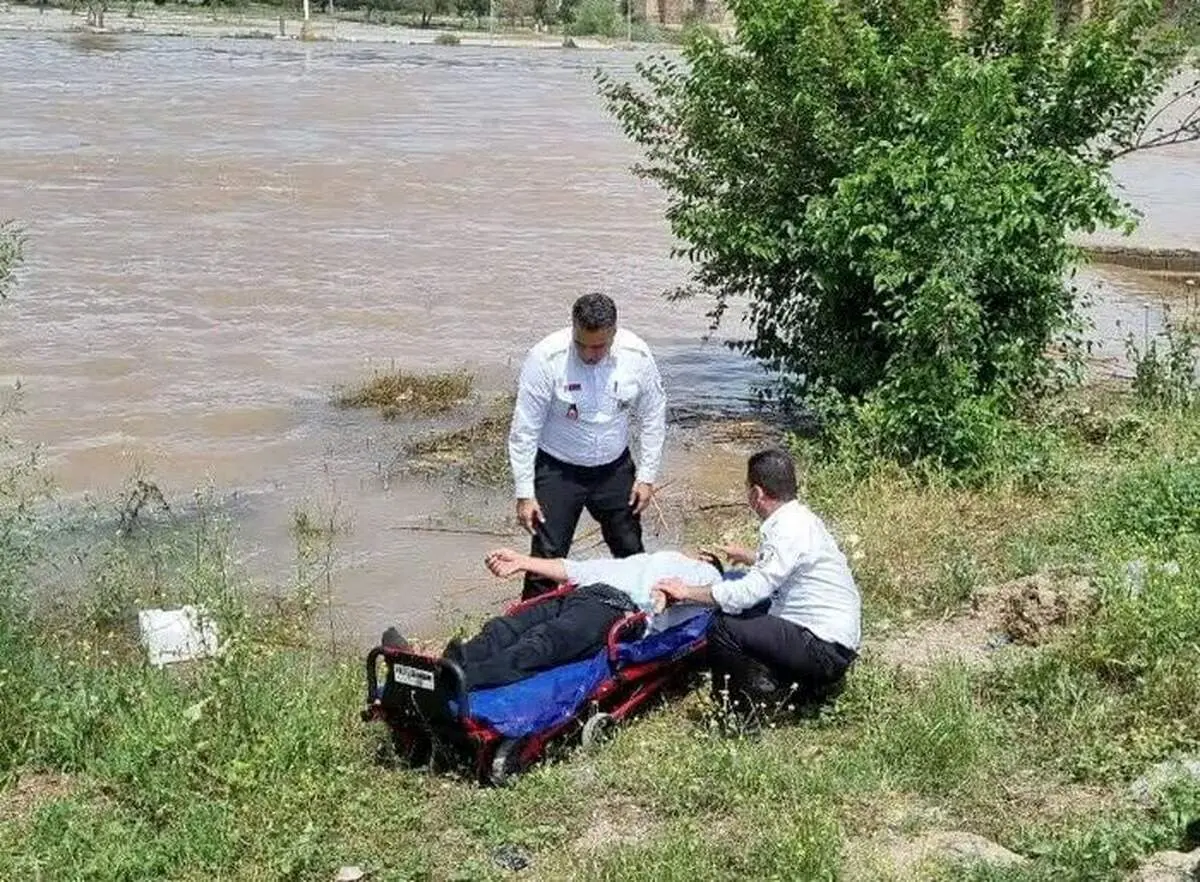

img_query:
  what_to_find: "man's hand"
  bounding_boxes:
[516,498,544,535]
[485,548,527,579]
[653,576,692,603]
[628,481,654,516]
[651,588,668,614]
[721,544,757,567]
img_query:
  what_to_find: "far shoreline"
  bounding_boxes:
[0,2,688,50]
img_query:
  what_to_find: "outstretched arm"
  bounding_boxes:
[484,548,568,584]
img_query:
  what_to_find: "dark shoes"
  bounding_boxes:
[381,626,410,650]
[443,637,465,664]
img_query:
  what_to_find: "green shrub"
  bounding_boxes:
[599,0,1187,473]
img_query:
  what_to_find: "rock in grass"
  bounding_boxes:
[845,829,1027,878]
[915,831,1028,868]
[1129,848,1200,882]
[1129,758,1200,808]
[334,867,367,882]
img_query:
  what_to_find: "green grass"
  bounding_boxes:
[3,386,1200,880]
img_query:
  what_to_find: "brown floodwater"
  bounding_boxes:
[1,33,1196,643]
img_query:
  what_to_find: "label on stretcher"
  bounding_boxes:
[394,664,435,691]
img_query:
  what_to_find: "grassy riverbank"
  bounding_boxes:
[2,375,1199,881]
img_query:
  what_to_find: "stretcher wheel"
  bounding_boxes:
[581,712,615,751]
[487,737,529,787]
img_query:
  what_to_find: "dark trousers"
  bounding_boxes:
[449,583,635,690]
[523,448,643,600]
[706,602,856,711]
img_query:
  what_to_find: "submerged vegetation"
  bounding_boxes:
[334,368,474,419]
[397,393,516,486]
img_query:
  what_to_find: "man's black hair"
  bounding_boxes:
[571,293,618,332]
[697,550,725,577]
[747,448,798,501]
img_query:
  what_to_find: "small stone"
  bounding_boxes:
[1129,848,1200,882]
[492,844,529,872]
[985,632,1013,650]
[334,867,367,882]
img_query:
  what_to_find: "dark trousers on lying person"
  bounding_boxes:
[447,583,638,690]
[706,601,857,712]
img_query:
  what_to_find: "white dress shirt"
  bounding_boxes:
[508,327,667,500]
[563,551,717,632]
[710,500,862,650]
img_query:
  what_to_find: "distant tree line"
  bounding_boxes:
[18,0,638,29]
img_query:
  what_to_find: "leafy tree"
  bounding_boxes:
[495,0,536,25]
[599,0,1197,474]
[456,0,490,19]
[398,0,450,26]
[570,0,619,34]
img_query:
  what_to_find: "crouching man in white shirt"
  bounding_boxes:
[653,448,861,714]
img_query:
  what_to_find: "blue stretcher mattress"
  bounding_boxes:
[464,608,714,738]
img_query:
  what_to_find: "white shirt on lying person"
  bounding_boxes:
[711,500,862,651]
[562,551,717,632]
[508,327,667,500]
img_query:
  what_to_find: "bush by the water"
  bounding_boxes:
[600,0,1195,475]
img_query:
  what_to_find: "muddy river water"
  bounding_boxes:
[1,33,1197,643]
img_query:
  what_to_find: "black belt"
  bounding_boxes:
[536,448,632,472]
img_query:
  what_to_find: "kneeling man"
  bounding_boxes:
[653,448,861,711]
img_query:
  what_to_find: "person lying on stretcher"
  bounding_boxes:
[380,549,722,691]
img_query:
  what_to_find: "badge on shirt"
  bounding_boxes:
[565,403,579,421]
[566,382,581,391]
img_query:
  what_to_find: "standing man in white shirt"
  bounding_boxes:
[508,293,667,600]
[653,448,861,713]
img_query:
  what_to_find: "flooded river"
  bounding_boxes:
[0,33,1196,642]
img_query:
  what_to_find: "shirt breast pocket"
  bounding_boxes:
[552,385,582,422]
[610,380,639,414]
